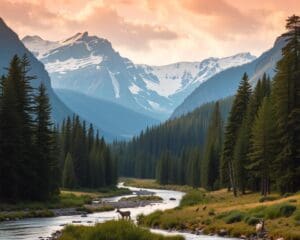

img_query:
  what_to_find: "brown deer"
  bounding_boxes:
[116,208,131,220]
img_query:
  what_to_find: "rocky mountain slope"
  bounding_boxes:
[23,33,255,120]
[171,36,286,118]
[0,18,72,124]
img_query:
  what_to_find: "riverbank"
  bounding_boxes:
[122,178,196,192]
[138,188,300,240]
[0,187,131,221]
[54,220,184,240]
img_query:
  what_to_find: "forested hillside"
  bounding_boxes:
[0,55,118,202]
[114,97,233,180]
[116,15,300,195]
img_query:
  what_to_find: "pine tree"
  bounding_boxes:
[0,56,22,201]
[221,73,251,196]
[245,76,271,191]
[34,84,59,199]
[156,151,170,185]
[272,15,300,193]
[248,97,277,196]
[202,102,222,190]
[62,153,76,189]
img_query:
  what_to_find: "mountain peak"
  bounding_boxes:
[62,32,89,44]
[22,35,45,43]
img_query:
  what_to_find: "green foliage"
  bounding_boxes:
[248,97,277,196]
[201,102,223,190]
[221,73,252,195]
[59,116,118,189]
[114,97,233,186]
[180,190,207,207]
[62,153,76,189]
[59,220,184,240]
[271,15,300,193]
[58,193,92,208]
[222,211,246,224]
[137,211,164,227]
[249,203,297,219]
[244,216,260,225]
[0,55,60,201]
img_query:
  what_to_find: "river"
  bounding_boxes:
[0,183,233,240]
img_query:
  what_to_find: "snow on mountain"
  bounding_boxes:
[23,32,255,120]
[138,53,255,98]
[171,35,287,118]
[22,35,61,59]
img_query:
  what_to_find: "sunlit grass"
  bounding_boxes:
[138,189,300,239]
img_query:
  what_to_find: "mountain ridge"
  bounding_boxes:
[23,32,256,120]
[171,35,287,118]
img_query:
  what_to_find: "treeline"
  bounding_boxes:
[0,55,118,202]
[116,15,300,195]
[59,116,118,189]
[113,97,233,180]
[221,15,300,195]
[155,15,300,194]
[0,55,60,201]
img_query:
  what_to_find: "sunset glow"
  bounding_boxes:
[1,0,299,64]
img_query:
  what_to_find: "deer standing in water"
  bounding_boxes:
[116,208,131,220]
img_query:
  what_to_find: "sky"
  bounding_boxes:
[0,0,299,65]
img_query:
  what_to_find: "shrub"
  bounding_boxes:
[180,190,207,207]
[264,204,296,219]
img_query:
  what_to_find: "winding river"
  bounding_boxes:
[0,183,232,240]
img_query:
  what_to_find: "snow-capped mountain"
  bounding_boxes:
[23,33,255,120]
[171,35,287,118]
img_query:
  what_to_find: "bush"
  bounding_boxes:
[180,190,207,207]
[264,204,296,219]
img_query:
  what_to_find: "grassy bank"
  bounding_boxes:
[58,220,184,240]
[122,178,195,192]
[0,187,131,221]
[138,189,300,240]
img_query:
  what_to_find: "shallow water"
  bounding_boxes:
[0,183,233,240]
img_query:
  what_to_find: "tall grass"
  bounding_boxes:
[180,190,209,207]
[59,220,184,240]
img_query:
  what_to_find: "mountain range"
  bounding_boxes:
[23,33,255,120]
[1,16,286,140]
[0,18,153,140]
[171,35,286,118]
